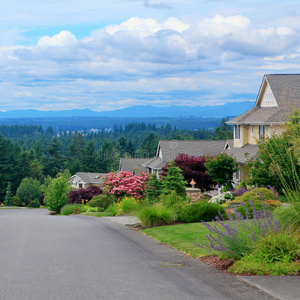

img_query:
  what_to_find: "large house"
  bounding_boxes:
[226,74,300,180]
[120,140,228,178]
[69,172,107,189]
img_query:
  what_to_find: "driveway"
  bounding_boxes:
[0,209,274,300]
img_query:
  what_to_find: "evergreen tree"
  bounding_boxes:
[146,173,164,202]
[4,183,13,206]
[43,137,65,177]
[162,161,187,198]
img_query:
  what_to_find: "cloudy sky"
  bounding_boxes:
[1,0,300,111]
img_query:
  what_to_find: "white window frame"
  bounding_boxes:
[236,169,240,181]
[251,125,254,137]
[234,125,240,141]
[266,93,274,102]
[259,125,265,139]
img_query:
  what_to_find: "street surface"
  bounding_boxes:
[0,209,274,300]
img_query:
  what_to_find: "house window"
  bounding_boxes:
[78,183,83,188]
[259,125,265,138]
[266,93,273,102]
[236,169,240,181]
[251,125,254,137]
[234,125,240,140]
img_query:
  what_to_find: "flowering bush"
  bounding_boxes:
[194,201,280,259]
[103,171,150,199]
[208,191,234,204]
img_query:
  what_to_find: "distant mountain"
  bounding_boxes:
[0,101,254,119]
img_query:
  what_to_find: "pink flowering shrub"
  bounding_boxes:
[103,171,150,199]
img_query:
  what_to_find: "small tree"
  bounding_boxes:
[16,177,42,206]
[67,185,103,204]
[44,176,70,213]
[205,153,237,189]
[4,183,13,206]
[146,173,164,202]
[162,161,187,198]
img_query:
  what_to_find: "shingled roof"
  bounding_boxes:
[71,172,107,185]
[119,158,149,174]
[157,140,227,162]
[227,74,300,125]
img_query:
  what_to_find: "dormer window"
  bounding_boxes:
[266,93,273,102]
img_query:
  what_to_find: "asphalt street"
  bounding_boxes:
[0,209,275,300]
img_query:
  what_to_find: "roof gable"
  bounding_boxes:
[256,76,278,108]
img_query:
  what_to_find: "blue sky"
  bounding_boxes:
[1,0,300,111]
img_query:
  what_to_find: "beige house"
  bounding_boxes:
[226,74,300,181]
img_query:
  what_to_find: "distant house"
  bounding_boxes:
[119,158,149,175]
[226,74,300,181]
[142,140,228,177]
[69,172,107,189]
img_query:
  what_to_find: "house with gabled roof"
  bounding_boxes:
[142,139,228,177]
[226,74,300,181]
[119,158,149,175]
[69,172,108,189]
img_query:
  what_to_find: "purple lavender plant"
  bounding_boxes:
[194,201,280,259]
[269,186,279,199]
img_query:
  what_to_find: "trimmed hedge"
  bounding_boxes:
[88,195,114,210]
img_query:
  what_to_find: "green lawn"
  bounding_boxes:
[82,212,113,217]
[142,222,214,258]
[0,206,20,209]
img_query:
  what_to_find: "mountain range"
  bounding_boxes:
[0,101,254,119]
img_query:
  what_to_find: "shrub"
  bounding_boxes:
[194,202,280,259]
[229,231,300,275]
[61,204,82,215]
[85,206,104,213]
[121,197,137,213]
[159,191,189,219]
[209,192,234,204]
[238,187,276,202]
[27,200,40,208]
[235,200,274,219]
[107,203,119,216]
[275,202,300,231]
[180,202,227,223]
[17,177,42,206]
[88,195,114,210]
[44,176,70,213]
[67,185,103,204]
[137,204,175,228]
[12,196,21,206]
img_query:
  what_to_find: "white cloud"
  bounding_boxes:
[37,31,77,48]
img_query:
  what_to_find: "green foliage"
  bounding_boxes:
[159,190,188,219]
[229,231,300,275]
[275,202,300,231]
[237,187,276,202]
[107,203,119,216]
[44,176,70,213]
[162,161,187,198]
[137,203,175,228]
[235,201,272,219]
[27,200,40,208]
[16,177,42,206]
[88,195,114,210]
[61,204,82,215]
[205,153,237,187]
[12,196,21,206]
[146,174,164,202]
[4,183,13,206]
[213,118,233,140]
[180,202,227,223]
[121,197,137,213]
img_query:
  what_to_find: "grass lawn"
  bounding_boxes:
[142,222,214,258]
[0,206,20,209]
[82,212,113,217]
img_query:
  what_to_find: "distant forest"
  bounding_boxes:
[0,119,232,198]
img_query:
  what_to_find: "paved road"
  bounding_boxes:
[0,209,274,300]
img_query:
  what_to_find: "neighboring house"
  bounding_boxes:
[119,158,149,175]
[69,172,107,189]
[226,74,300,181]
[142,140,228,177]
